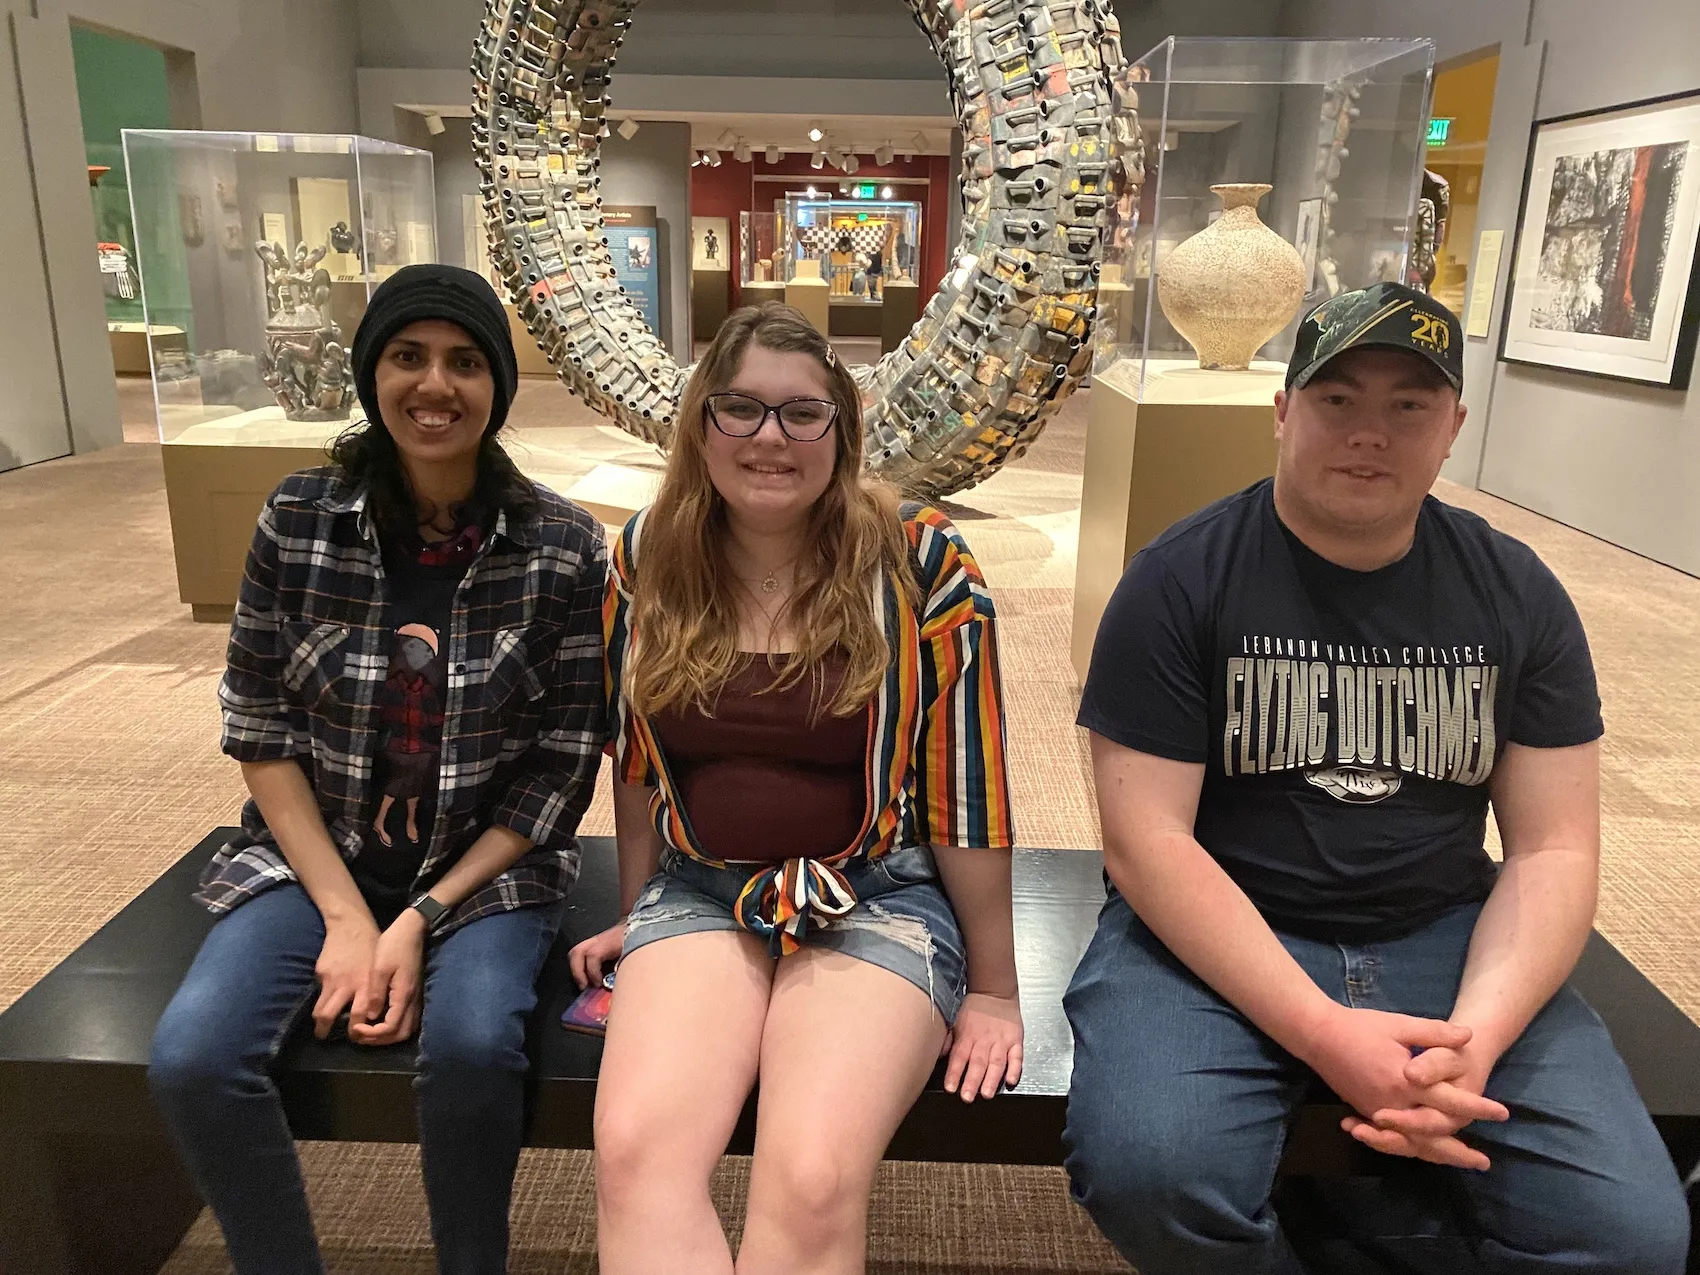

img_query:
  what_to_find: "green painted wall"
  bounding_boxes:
[71,25,173,325]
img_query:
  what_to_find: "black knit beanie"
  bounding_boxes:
[350,263,520,435]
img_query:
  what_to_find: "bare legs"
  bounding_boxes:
[593,938,945,1275]
[594,932,772,1274]
[737,949,945,1275]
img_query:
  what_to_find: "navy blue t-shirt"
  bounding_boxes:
[1077,479,1602,942]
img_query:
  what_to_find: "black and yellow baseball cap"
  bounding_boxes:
[1287,282,1463,393]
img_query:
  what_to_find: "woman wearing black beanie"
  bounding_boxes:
[149,264,608,1274]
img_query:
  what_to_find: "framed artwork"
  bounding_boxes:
[692,216,730,271]
[1500,87,1700,389]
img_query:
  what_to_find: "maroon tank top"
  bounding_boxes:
[651,651,872,863]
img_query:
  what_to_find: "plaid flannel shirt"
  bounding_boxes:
[201,468,608,938]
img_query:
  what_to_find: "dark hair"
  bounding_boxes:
[328,414,536,536]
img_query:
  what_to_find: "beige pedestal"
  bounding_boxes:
[108,323,187,376]
[160,409,343,619]
[1070,359,1285,679]
[505,303,556,377]
[784,275,831,337]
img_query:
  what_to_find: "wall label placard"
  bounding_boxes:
[603,205,662,339]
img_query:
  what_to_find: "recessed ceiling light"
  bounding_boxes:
[807,123,824,143]
[881,186,894,199]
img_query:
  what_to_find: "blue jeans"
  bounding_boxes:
[148,884,562,1275]
[623,843,968,1021]
[1063,891,1690,1274]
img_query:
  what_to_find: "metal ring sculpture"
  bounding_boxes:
[472,0,1142,498]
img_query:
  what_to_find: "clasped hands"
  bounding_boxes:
[311,909,427,1047]
[1301,1005,1509,1171]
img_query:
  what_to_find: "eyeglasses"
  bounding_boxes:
[706,392,839,443]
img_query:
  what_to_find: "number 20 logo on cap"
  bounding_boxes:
[1411,311,1450,352]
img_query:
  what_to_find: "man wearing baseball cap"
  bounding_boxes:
[1063,283,1687,1270]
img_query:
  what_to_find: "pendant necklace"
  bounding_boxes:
[760,571,780,594]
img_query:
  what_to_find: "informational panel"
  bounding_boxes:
[692,216,730,272]
[292,177,356,274]
[604,204,661,336]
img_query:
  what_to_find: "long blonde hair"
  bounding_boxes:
[626,303,917,720]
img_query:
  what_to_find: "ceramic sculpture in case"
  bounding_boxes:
[120,129,436,445]
[1093,37,1435,400]
[255,240,355,420]
[473,0,1141,499]
[1157,183,1307,370]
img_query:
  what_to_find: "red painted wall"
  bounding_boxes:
[690,152,955,312]
[688,157,756,305]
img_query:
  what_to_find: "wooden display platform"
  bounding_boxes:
[1070,359,1285,679]
[784,262,831,336]
[159,410,344,620]
[107,323,187,377]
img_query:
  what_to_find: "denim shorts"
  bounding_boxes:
[622,842,968,1022]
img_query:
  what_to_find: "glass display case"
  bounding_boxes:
[740,210,783,285]
[1094,37,1435,402]
[121,129,437,444]
[773,195,923,299]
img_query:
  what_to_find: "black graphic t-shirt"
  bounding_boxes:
[356,515,483,922]
[1078,480,1602,942]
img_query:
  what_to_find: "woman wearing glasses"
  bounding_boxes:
[571,303,1021,1273]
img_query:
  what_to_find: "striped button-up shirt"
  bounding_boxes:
[605,503,1013,953]
[202,468,607,937]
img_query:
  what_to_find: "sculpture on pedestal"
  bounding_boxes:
[255,240,354,421]
[471,0,1139,498]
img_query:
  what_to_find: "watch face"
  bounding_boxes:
[413,896,448,926]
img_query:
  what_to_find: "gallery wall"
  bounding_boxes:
[690,152,954,312]
[1281,0,1700,575]
[0,0,365,472]
[1477,0,1700,576]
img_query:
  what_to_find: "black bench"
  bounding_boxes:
[1,830,1696,1275]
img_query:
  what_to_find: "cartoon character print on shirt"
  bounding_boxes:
[1223,636,1500,804]
[374,622,447,847]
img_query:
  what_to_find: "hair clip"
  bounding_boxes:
[824,344,839,369]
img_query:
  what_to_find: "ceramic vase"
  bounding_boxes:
[1157,183,1307,370]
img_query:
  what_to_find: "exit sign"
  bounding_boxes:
[1427,117,1453,146]
[855,182,877,198]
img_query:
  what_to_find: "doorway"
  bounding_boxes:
[1425,48,1501,317]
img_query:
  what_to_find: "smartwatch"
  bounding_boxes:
[409,893,450,932]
